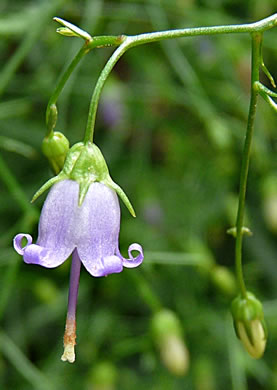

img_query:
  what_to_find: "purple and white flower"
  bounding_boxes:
[13,141,144,363]
[13,179,143,277]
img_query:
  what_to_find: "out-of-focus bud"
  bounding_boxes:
[211,266,236,297]
[261,175,277,233]
[231,292,267,359]
[42,131,70,174]
[87,361,117,390]
[151,309,189,376]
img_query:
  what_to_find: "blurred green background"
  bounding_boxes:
[1,0,277,389]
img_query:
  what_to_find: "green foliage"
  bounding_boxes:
[1,0,277,389]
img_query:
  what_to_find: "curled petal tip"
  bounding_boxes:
[119,243,144,269]
[13,234,33,255]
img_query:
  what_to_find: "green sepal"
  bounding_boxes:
[233,318,257,347]
[260,317,268,340]
[231,292,263,322]
[243,320,256,346]
[67,142,136,213]
[33,140,136,215]
[104,177,136,217]
[78,181,91,207]
[31,172,67,203]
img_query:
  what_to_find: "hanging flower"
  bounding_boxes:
[13,180,143,276]
[13,141,144,363]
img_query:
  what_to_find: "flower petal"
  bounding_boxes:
[36,179,79,266]
[76,182,121,274]
[23,244,67,268]
[13,233,70,268]
[14,180,79,268]
[117,243,144,268]
[13,234,32,255]
[80,253,123,277]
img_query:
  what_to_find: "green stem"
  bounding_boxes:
[46,36,124,137]
[46,44,88,136]
[83,14,277,143]
[84,38,129,143]
[235,33,262,298]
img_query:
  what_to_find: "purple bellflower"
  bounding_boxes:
[13,142,144,362]
[13,180,143,277]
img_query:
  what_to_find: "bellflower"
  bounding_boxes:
[13,180,143,276]
[13,141,144,362]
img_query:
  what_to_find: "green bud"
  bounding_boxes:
[231,292,267,359]
[54,17,92,41]
[42,131,70,174]
[261,175,277,233]
[151,309,189,376]
[56,27,79,37]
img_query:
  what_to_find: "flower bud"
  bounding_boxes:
[42,131,70,174]
[261,175,277,233]
[231,292,267,359]
[54,17,92,41]
[56,27,79,37]
[151,309,189,376]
